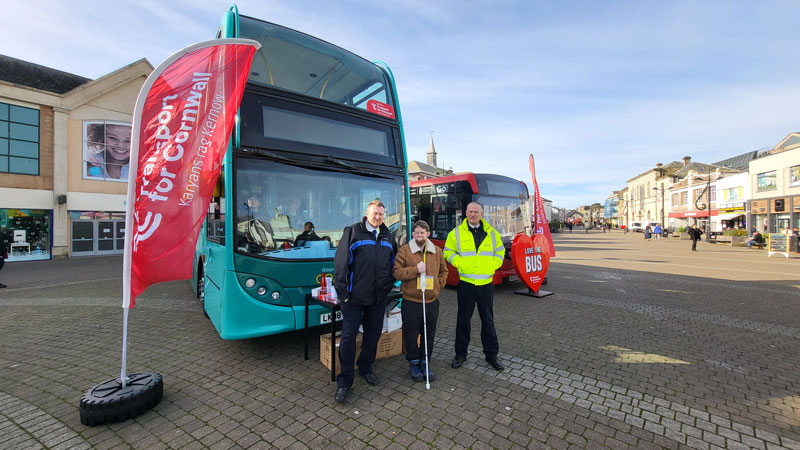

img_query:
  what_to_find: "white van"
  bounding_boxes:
[628,221,643,232]
[644,221,661,230]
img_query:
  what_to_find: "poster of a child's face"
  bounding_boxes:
[83,121,132,181]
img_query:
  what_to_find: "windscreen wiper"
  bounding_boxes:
[324,156,355,169]
[240,148,291,162]
[321,156,394,179]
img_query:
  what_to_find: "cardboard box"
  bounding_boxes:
[384,307,402,333]
[359,306,403,334]
[321,329,402,374]
[320,332,362,375]
[375,329,403,360]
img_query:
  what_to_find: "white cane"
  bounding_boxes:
[421,252,430,390]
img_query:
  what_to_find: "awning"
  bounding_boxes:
[715,213,745,221]
[668,210,719,219]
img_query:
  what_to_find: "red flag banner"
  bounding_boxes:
[528,154,556,257]
[122,39,260,308]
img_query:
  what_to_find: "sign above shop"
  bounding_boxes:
[750,200,768,214]
[719,205,745,214]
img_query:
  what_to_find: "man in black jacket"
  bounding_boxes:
[332,200,397,403]
[689,224,703,251]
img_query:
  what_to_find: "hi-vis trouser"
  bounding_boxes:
[443,221,504,286]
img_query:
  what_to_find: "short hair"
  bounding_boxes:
[466,201,483,212]
[304,221,314,231]
[412,220,430,232]
[366,200,385,212]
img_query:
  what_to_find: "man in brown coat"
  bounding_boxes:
[393,220,448,382]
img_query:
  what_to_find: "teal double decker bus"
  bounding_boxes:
[191,6,410,339]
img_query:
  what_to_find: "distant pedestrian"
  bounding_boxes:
[644,225,652,241]
[653,224,662,240]
[688,224,703,251]
[568,222,573,233]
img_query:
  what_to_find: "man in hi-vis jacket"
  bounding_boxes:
[444,202,505,371]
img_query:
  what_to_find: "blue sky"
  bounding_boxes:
[2,0,799,208]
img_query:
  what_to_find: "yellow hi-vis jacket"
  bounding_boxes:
[443,218,504,286]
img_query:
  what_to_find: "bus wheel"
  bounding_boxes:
[196,262,205,300]
[79,372,163,426]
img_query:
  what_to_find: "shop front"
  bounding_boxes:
[668,209,718,232]
[69,211,126,256]
[0,208,52,262]
[748,197,798,234]
[714,203,746,231]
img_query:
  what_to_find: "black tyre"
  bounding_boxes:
[79,372,163,426]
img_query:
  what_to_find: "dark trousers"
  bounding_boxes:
[336,298,385,389]
[691,239,698,251]
[401,299,439,362]
[455,281,498,358]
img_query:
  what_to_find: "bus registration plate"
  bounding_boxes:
[320,311,343,324]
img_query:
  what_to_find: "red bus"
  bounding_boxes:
[409,173,530,285]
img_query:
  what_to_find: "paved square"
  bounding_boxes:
[1,231,800,449]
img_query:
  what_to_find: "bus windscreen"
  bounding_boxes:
[235,158,406,259]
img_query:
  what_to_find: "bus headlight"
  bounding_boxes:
[271,291,280,300]
[245,278,256,288]
[257,287,267,296]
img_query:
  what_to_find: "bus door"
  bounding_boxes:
[203,173,227,321]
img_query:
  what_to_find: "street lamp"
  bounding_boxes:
[695,169,722,243]
[652,184,665,233]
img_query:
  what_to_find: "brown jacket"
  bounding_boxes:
[393,238,448,303]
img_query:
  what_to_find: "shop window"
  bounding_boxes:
[724,187,742,201]
[0,102,40,175]
[757,171,777,191]
[0,209,50,261]
[82,121,131,182]
[791,165,800,186]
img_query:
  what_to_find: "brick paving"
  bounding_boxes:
[1,231,799,449]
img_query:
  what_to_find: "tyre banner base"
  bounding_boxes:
[514,288,554,298]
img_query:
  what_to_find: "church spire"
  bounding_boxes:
[426,131,437,167]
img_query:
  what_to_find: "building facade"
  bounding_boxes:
[0,55,151,261]
[747,133,800,233]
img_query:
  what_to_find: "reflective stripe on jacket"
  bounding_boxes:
[443,218,504,286]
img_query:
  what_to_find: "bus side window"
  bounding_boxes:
[207,172,225,244]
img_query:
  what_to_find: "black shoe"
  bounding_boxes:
[451,355,466,368]
[335,387,349,403]
[0,283,6,288]
[360,372,379,386]
[486,357,505,371]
